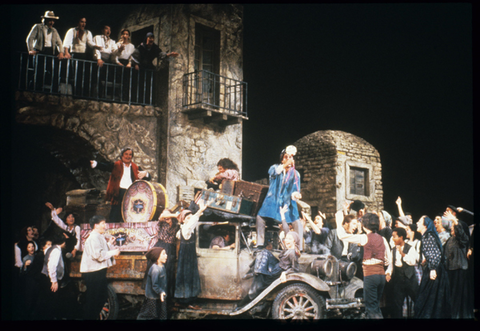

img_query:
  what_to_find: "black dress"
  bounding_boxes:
[414,232,451,318]
[444,223,474,319]
[174,229,201,300]
[153,220,179,300]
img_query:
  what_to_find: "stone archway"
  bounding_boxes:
[12,123,110,235]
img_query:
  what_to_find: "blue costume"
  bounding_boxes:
[256,164,302,248]
[257,164,301,223]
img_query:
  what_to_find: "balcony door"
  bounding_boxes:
[194,24,220,107]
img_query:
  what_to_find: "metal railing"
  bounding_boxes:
[182,70,248,117]
[16,52,156,106]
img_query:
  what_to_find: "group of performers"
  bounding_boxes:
[34,144,473,320]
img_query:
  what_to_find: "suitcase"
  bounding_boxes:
[200,189,253,215]
[232,180,269,216]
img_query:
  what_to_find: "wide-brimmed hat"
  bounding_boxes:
[42,11,59,20]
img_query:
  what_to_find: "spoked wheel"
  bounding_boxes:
[272,283,325,319]
[99,284,119,320]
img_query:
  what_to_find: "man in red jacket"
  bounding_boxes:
[91,147,150,222]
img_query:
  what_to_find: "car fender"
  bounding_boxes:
[229,272,329,316]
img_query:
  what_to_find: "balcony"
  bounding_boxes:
[182,70,248,126]
[15,52,156,106]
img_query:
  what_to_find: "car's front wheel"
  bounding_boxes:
[272,283,325,319]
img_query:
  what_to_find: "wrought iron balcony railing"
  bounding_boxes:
[182,70,248,118]
[16,52,155,106]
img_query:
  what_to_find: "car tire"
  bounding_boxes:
[272,283,325,319]
[99,284,119,320]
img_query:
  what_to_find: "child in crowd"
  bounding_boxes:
[137,247,168,320]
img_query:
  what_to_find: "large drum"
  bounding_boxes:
[121,180,168,223]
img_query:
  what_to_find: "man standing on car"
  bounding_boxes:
[80,215,120,320]
[255,145,303,250]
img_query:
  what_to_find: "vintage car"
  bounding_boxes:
[70,211,364,320]
[68,182,365,320]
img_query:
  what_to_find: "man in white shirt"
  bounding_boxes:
[385,227,419,318]
[37,236,66,319]
[63,17,96,60]
[62,17,99,96]
[26,11,64,58]
[26,11,65,92]
[80,215,120,320]
[90,147,150,222]
[93,25,117,67]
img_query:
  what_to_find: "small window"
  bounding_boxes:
[199,224,235,249]
[349,167,368,196]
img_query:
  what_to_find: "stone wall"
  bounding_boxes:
[295,130,383,227]
[15,91,162,190]
[120,4,244,206]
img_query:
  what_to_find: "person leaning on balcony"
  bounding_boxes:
[93,25,117,68]
[114,29,135,67]
[130,32,179,70]
[26,11,64,59]
[62,17,98,60]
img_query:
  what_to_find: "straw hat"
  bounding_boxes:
[42,11,59,20]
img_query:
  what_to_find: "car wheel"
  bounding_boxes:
[99,284,119,320]
[272,283,325,319]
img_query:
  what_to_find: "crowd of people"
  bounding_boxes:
[12,143,475,320]
[25,10,179,100]
[297,198,475,319]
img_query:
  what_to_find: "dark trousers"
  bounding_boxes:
[32,274,63,320]
[83,268,108,320]
[392,270,418,318]
[31,47,59,92]
[364,273,386,319]
[109,188,126,222]
[63,52,93,97]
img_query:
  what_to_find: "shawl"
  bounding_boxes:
[421,217,443,256]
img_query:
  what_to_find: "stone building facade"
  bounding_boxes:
[113,4,246,206]
[14,4,246,215]
[294,130,383,227]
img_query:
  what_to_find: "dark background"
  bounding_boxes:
[3,2,477,321]
[7,3,474,222]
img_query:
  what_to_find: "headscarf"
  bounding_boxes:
[381,210,392,227]
[285,231,301,255]
[422,216,443,253]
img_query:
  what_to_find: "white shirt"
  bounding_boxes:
[51,210,81,251]
[120,163,133,189]
[177,214,201,241]
[385,242,419,276]
[63,28,95,54]
[80,230,116,273]
[114,42,135,63]
[14,243,23,268]
[43,25,53,47]
[335,211,391,266]
[47,246,64,283]
[93,35,117,60]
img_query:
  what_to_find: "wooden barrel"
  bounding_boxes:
[121,180,168,223]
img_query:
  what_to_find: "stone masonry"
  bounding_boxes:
[294,130,383,227]
[120,4,244,206]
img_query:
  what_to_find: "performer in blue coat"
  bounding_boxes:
[256,145,303,250]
